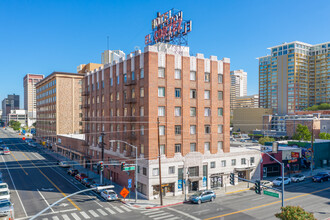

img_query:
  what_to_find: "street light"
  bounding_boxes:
[30,185,114,220]
[109,140,138,203]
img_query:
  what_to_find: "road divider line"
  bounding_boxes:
[204,186,330,220]
[0,155,28,217]
[37,189,55,213]
[20,151,81,211]
[10,153,29,175]
[167,207,201,220]
[225,188,250,194]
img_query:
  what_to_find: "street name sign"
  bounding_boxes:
[264,190,280,198]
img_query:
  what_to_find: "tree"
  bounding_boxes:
[32,122,36,127]
[258,136,275,145]
[306,103,330,111]
[319,132,330,140]
[275,206,316,220]
[292,124,311,141]
[9,120,21,131]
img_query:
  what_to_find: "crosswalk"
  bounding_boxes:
[38,205,133,220]
[141,209,181,220]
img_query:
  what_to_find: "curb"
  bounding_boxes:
[146,201,190,209]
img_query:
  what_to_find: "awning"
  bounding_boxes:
[235,166,256,171]
[188,176,202,181]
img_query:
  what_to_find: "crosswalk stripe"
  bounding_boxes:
[88,210,99,217]
[120,205,132,212]
[97,209,108,216]
[154,214,175,220]
[42,218,48,220]
[111,206,124,213]
[52,217,60,220]
[149,212,169,218]
[62,214,70,220]
[71,213,81,220]
[141,210,159,214]
[144,211,165,215]
[166,217,180,220]
[80,211,90,219]
[105,207,116,214]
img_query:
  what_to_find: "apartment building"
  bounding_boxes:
[83,43,231,199]
[36,72,84,144]
[77,63,103,74]
[230,70,247,110]
[258,41,330,115]
[101,50,125,65]
[232,94,259,109]
[23,74,44,126]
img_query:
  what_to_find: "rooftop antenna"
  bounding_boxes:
[107,36,109,50]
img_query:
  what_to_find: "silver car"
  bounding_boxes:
[291,174,305,182]
[0,200,14,220]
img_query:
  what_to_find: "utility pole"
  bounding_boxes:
[157,117,163,206]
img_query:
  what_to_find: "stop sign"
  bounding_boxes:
[22,137,26,141]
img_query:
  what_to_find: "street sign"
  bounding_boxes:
[264,190,280,198]
[128,179,132,188]
[120,187,129,199]
[123,166,135,171]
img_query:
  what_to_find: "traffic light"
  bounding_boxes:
[121,162,126,171]
[230,173,235,185]
[255,180,261,194]
[100,162,104,171]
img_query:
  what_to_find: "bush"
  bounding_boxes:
[306,103,330,111]
[275,206,316,220]
[258,136,275,145]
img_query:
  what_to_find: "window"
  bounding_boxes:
[143,167,147,175]
[140,106,144,116]
[175,125,181,135]
[218,74,223,83]
[140,87,144,97]
[241,158,246,165]
[141,144,144,154]
[210,161,216,168]
[153,168,159,176]
[110,93,113,101]
[116,92,120,101]
[204,142,210,151]
[175,69,181,79]
[158,106,165,116]
[169,166,175,174]
[159,125,165,136]
[204,108,211,116]
[218,108,223,116]
[131,71,135,80]
[190,107,196,116]
[218,125,223,133]
[231,159,236,166]
[190,125,196,134]
[218,91,223,100]
[190,89,196,99]
[218,141,223,151]
[250,157,255,165]
[116,108,120,116]
[175,144,181,153]
[205,125,211,134]
[140,125,144,135]
[131,88,135,98]
[158,87,165,97]
[221,160,226,167]
[190,71,196,81]
[160,145,165,155]
[204,90,210,99]
[190,143,196,152]
[174,107,181,116]
[140,68,144,79]
[205,72,210,82]
[124,107,128,116]
[175,88,181,98]
[102,95,104,102]
[158,68,165,78]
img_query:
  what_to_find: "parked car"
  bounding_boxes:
[90,183,105,193]
[0,190,10,201]
[58,161,71,168]
[251,180,273,190]
[75,173,88,182]
[0,199,14,220]
[3,147,10,155]
[240,139,247,143]
[189,190,216,205]
[82,178,96,187]
[291,174,306,182]
[100,190,118,201]
[273,177,291,186]
[0,183,9,193]
[67,169,79,176]
[312,172,330,182]
[252,140,259,143]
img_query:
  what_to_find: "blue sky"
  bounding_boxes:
[1,0,330,108]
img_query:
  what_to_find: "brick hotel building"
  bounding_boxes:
[83,43,232,199]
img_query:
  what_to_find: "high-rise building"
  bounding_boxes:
[2,94,20,123]
[230,70,247,110]
[101,50,125,65]
[83,43,231,199]
[35,72,84,144]
[232,94,259,109]
[258,41,330,115]
[23,74,44,127]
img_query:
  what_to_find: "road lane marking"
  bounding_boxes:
[149,212,169,218]
[62,214,70,220]
[10,153,29,175]
[42,218,48,220]
[20,151,81,211]
[105,207,116,214]
[145,211,165,215]
[167,217,180,220]
[97,208,108,216]
[154,215,175,220]
[204,186,330,220]
[225,188,250,194]
[0,155,28,217]
[111,206,124,213]
[37,189,55,213]
[71,213,81,220]
[141,210,159,213]
[80,211,90,219]
[120,205,132,212]
[167,207,201,220]
[88,210,99,217]
[52,217,60,220]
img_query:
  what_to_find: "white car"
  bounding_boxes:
[291,174,305,182]
[0,190,10,201]
[100,190,118,201]
[273,177,291,186]
[58,161,72,168]
[0,199,14,219]
[0,183,9,194]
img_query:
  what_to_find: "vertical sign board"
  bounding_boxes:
[128,179,132,189]
[203,176,207,187]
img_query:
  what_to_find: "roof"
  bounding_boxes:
[36,72,84,87]
[58,134,85,141]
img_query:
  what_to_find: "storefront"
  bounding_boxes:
[188,176,201,192]
[235,167,255,181]
[152,183,175,197]
[210,174,223,189]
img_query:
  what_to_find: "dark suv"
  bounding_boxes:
[312,172,330,182]
[67,169,79,176]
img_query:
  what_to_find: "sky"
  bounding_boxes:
[1,0,330,108]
